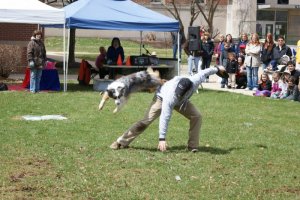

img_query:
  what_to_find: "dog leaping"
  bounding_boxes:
[98,67,163,113]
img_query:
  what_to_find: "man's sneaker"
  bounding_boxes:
[253,87,258,91]
[109,141,128,150]
[188,147,199,153]
[245,87,251,91]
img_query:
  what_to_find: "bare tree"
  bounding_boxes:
[43,0,77,63]
[163,0,221,39]
[44,0,77,6]
[196,0,221,38]
[163,0,201,41]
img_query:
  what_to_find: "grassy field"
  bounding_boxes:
[0,86,299,199]
[45,37,188,64]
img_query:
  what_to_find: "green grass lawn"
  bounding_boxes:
[0,87,299,199]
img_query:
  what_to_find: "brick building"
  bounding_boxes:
[1,0,300,70]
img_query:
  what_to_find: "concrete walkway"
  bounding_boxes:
[179,65,254,96]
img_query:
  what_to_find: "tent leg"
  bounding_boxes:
[63,24,66,92]
[177,31,180,76]
[140,31,142,55]
[65,28,70,92]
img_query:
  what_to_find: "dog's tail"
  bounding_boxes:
[98,91,110,111]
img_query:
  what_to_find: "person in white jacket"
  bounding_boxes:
[110,66,227,152]
[244,33,261,91]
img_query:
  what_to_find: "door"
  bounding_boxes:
[257,21,275,38]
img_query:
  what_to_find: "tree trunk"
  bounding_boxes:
[68,28,76,64]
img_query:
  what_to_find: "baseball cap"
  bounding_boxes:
[175,78,193,97]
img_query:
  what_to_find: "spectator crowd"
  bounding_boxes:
[176,30,300,102]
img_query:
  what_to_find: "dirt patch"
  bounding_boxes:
[264,186,300,194]
[2,156,61,199]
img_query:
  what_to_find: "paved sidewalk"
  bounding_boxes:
[179,65,254,96]
[10,51,255,96]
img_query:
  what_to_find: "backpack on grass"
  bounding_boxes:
[0,82,8,91]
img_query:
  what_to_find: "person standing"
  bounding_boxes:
[296,40,300,70]
[235,33,248,57]
[109,66,228,152]
[201,32,214,82]
[245,33,261,91]
[214,34,225,65]
[261,33,275,70]
[220,34,235,88]
[27,30,47,93]
[171,28,185,60]
[183,38,203,76]
[225,52,238,89]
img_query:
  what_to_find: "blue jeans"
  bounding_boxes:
[187,55,202,75]
[202,57,212,79]
[246,66,259,90]
[270,60,278,71]
[220,59,228,86]
[261,63,269,70]
[30,68,43,93]
[172,44,182,60]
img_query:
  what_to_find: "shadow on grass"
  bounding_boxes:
[131,145,242,155]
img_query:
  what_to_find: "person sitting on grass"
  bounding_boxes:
[253,73,272,97]
[286,61,300,86]
[270,71,282,99]
[285,76,299,101]
[279,70,291,99]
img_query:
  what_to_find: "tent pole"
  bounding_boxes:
[177,31,180,76]
[63,23,66,92]
[66,28,70,92]
[140,31,142,55]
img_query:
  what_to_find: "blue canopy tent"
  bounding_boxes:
[64,0,179,31]
[51,0,180,91]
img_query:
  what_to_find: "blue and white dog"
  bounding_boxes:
[98,67,162,113]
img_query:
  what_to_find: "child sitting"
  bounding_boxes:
[285,76,300,101]
[236,56,247,89]
[95,46,110,79]
[254,73,272,97]
[270,71,282,99]
[279,70,290,99]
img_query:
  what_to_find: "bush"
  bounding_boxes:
[0,44,22,78]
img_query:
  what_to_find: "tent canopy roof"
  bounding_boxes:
[0,0,65,24]
[63,0,179,32]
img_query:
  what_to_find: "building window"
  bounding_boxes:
[257,0,265,4]
[276,11,288,21]
[257,10,275,21]
[150,0,161,3]
[278,0,289,4]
